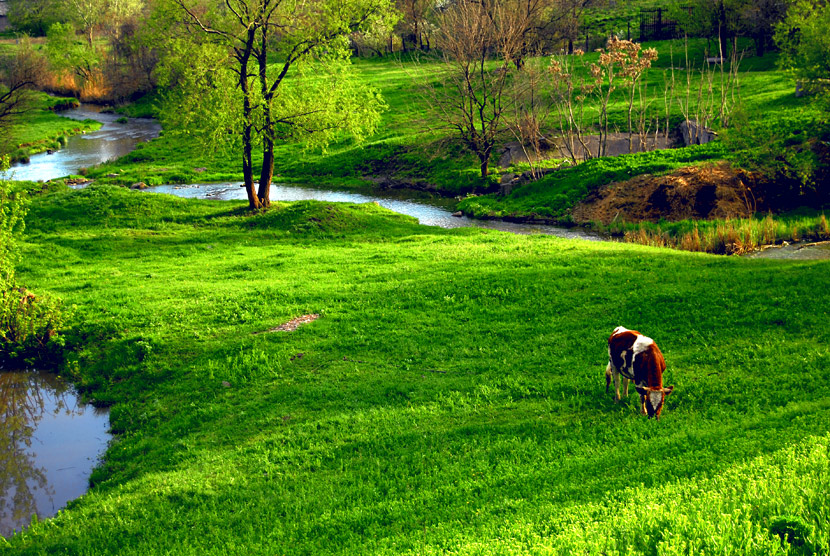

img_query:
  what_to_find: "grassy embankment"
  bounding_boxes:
[1,92,100,163]
[4,183,830,553]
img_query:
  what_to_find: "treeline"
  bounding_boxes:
[0,0,818,104]
[0,0,827,197]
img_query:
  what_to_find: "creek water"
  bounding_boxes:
[0,370,110,538]
[149,182,606,239]
[744,241,830,260]
[2,105,161,183]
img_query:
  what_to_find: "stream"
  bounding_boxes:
[149,182,606,239]
[3,105,161,183]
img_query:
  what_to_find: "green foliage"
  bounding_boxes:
[0,286,66,367]
[0,156,28,289]
[45,22,100,85]
[723,109,830,205]
[0,158,65,367]
[775,0,830,107]
[6,0,66,36]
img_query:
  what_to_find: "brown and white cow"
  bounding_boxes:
[605,326,674,419]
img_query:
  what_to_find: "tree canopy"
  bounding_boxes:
[160,0,392,210]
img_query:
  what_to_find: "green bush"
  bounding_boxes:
[0,287,66,367]
[0,156,28,290]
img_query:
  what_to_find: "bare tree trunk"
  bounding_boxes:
[257,31,274,208]
[237,29,260,210]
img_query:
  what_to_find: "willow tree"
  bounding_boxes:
[164,0,391,209]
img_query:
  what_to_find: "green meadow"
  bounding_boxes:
[2,21,829,553]
[76,39,825,237]
[4,183,830,554]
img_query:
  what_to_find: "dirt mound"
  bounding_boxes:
[571,163,761,225]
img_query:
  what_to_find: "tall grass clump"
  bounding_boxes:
[610,212,830,254]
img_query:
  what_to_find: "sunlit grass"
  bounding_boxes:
[5,184,830,553]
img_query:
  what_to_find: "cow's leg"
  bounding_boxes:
[613,367,623,403]
[605,363,612,394]
[622,377,630,398]
[639,394,647,415]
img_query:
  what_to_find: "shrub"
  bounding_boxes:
[0,157,28,290]
[0,287,66,367]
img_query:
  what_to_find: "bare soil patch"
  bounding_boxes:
[256,314,320,334]
[571,163,760,225]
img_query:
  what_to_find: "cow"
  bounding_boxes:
[605,326,674,419]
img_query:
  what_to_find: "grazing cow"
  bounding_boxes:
[605,326,674,419]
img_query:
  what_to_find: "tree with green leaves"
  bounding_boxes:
[776,0,830,101]
[6,0,66,36]
[0,40,46,155]
[164,0,392,210]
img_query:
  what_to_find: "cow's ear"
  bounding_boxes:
[663,385,674,396]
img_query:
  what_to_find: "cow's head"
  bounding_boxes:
[640,385,674,419]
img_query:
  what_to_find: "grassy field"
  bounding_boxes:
[4,184,829,553]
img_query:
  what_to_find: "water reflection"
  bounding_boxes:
[3,105,161,183]
[0,371,110,538]
[150,183,605,240]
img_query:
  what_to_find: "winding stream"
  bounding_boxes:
[150,182,606,239]
[3,105,161,183]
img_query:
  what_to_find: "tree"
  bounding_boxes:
[674,0,786,57]
[0,40,46,153]
[422,0,528,179]
[45,22,101,91]
[394,0,435,51]
[165,0,391,210]
[776,0,830,99]
[6,0,66,36]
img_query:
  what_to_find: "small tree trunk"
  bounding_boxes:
[478,148,491,178]
[238,30,260,210]
[258,143,274,207]
[257,34,274,208]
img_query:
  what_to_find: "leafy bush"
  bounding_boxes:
[0,287,66,367]
[723,111,830,208]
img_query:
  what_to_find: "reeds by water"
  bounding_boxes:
[609,213,830,255]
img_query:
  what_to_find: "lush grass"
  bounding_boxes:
[4,184,830,553]
[458,142,727,221]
